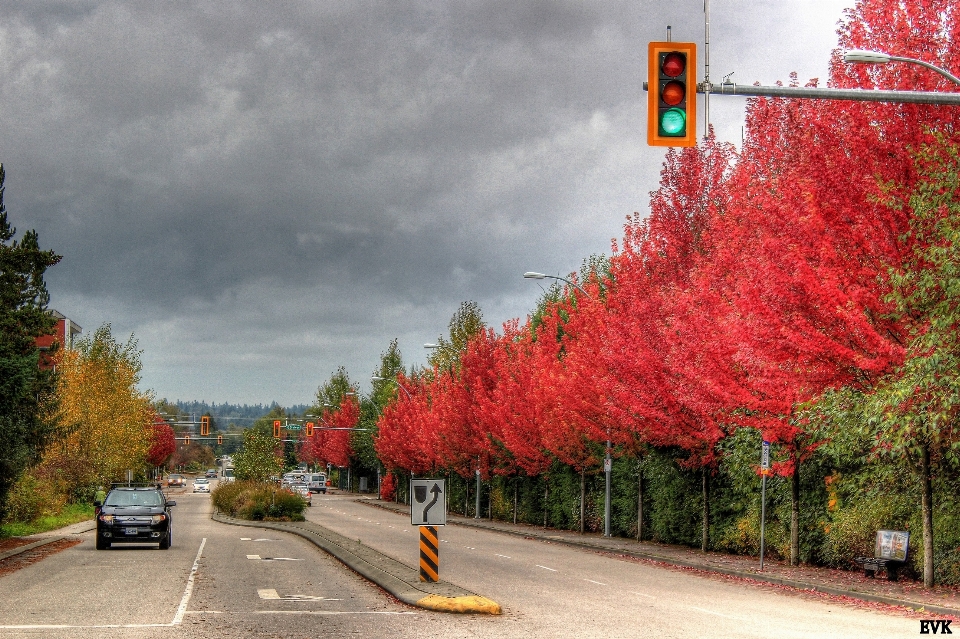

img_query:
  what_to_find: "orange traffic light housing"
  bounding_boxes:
[647,42,697,147]
[184,434,191,445]
[273,420,282,438]
[201,415,210,436]
[305,422,315,437]
[217,434,223,445]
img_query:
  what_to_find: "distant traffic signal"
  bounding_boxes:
[273,420,282,438]
[647,42,697,147]
[184,434,191,445]
[217,435,223,445]
[305,422,314,437]
[201,415,210,436]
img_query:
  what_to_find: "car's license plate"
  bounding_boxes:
[124,527,138,535]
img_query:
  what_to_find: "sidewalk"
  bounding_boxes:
[358,496,960,619]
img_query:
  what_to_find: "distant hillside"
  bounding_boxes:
[172,401,311,423]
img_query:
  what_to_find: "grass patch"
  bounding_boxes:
[0,503,95,539]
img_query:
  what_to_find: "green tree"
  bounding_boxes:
[0,165,62,517]
[860,142,960,587]
[233,428,283,482]
[354,339,406,474]
[426,300,484,370]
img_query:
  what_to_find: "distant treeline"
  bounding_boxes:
[172,401,310,423]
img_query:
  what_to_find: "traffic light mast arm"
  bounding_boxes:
[706,81,960,105]
[642,80,960,106]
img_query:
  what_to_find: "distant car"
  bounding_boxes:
[205,469,217,478]
[166,474,185,487]
[96,486,175,550]
[307,473,327,494]
[193,479,210,493]
[289,483,311,506]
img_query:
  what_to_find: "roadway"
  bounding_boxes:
[0,486,922,638]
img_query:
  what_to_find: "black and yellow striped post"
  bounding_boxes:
[419,525,439,582]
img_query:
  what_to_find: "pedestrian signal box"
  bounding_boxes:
[647,42,697,147]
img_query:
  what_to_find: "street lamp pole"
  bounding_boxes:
[371,375,413,400]
[523,272,591,298]
[843,49,960,86]
[524,269,612,537]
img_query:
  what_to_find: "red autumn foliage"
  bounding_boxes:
[147,415,177,468]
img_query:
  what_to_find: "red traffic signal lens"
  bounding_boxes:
[661,52,686,77]
[661,81,685,106]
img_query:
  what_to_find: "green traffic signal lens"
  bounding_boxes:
[660,108,686,135]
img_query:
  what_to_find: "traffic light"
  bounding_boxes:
[201,415,210,436]
[184,434,191,445]
[647,42,697,147]
[274,420,282,438]
[305,422,314,437]
[217,435,223,445]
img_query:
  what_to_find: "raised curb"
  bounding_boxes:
[0,536,69,562]
[359,500,960,619]
[211,512,501,615]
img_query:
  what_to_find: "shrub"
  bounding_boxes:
[3,472,67,523]
[212,480,305,521]
[380,472,397,502]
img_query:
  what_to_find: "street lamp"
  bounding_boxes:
[523,271,591,297]
[523,269,612,537]
[371,375,412,400]
[843,49,960,86]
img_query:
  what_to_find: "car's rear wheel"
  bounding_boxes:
[159,530,171,550]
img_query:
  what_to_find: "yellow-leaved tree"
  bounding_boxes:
[42,324,153,496]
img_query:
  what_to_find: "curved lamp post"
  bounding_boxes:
[523,271,591,297]
[371,375,413,400]
[843,49,960,86]
[523,270,612,537]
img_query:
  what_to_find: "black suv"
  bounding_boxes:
[95,486,176,550]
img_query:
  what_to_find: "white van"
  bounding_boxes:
[307,473,327,494]
[221,467,235,483]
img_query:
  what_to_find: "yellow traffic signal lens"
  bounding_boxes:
[662,81,685,106]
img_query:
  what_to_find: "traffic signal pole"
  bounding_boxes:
[643,80,960,106]
[703,81,960,106]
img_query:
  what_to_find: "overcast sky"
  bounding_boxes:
[1,0,852,407]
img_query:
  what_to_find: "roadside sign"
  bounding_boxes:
[410,479,446,526]
[761,441,770,470]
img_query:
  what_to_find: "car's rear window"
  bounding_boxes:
[105,491,164,507]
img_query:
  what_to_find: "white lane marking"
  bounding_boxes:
[258,590,341,601]
[631,591,656,599]
[247,554,261,560]
[241,537,251,541]
[535,565,557,572]
[261,558,304,561]
[172,537,206,625]
[585,579,607,586]
[254,611,417,616]
[496,554,511,559]
[465,546,476,550]
[688,606,735,619]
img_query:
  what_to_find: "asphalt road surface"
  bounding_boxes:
[0,488,923,638]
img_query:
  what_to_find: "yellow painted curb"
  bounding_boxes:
[415,594,502,615]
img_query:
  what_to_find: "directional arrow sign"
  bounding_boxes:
[410,478,446,526]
